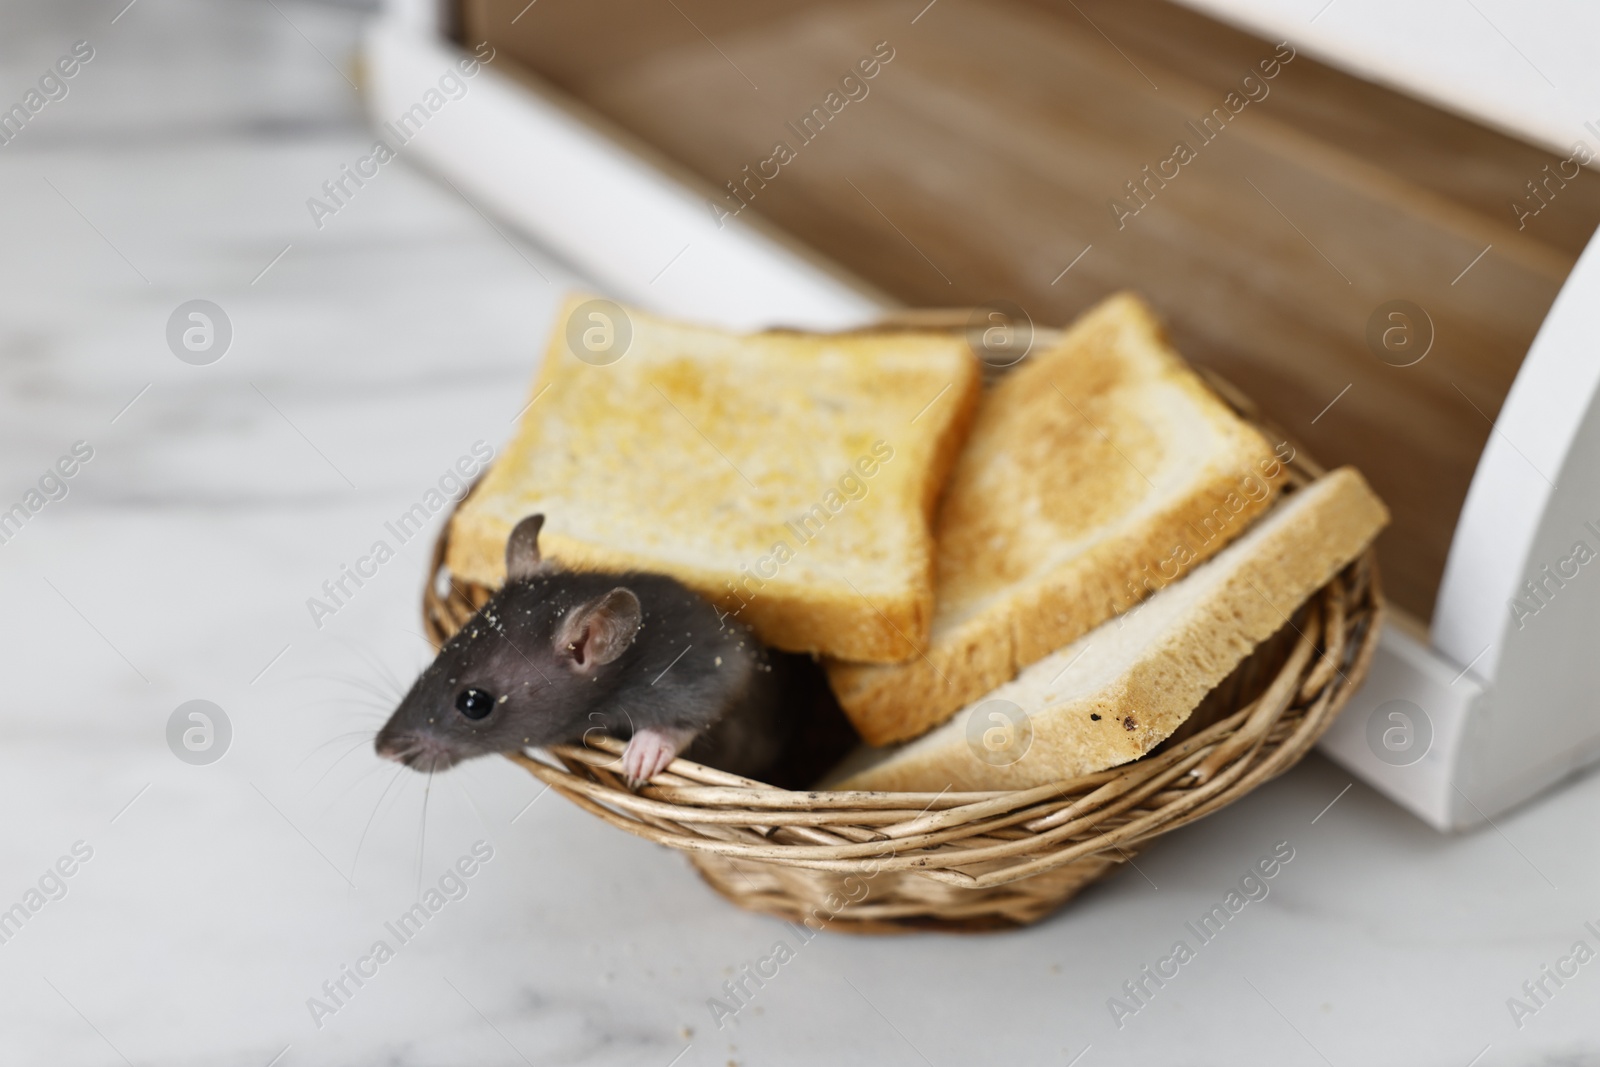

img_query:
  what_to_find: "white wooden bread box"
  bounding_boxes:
[362,0,1600,830]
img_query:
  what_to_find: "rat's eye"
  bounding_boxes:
[455,687,495,720]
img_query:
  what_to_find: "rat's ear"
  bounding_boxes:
[505,514,547,581]
[557,587,642,670]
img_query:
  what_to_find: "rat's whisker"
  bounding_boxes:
[295,697,391,717]
[316,758,391,822]
[294,670,401,705]
[293,729,379,772]
[338,638,409,702]
[450,774,494,836]
[303,733,382,792]
[350,763,408,885]
[417,761,436,897]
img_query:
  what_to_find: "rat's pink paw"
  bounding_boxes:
[621,729,681,787]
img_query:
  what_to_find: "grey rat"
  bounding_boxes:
[375,514,789,785]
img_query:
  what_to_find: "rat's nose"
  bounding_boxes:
[374,728,458,771]
[374,729,413,764]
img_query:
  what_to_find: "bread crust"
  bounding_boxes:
[827,293,1283,744]
[445,295,982,663]
[830,468,1389,791]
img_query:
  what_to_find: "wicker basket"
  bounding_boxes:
[421,324,1379,932]
[420,455,1381,933]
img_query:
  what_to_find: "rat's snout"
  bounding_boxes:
[373,729,409,763]
[374,725,460,771]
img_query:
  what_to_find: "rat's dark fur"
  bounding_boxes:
[376,517,789,779]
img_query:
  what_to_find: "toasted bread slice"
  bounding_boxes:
[446,295,982,663]
[826,292,1285,745]
[827,468,1388,792]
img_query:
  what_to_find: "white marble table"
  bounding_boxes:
[2,2,1598,1064]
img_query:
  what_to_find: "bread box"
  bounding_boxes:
[362,0,1600,830]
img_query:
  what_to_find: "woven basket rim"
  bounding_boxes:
[505,561,1376,884]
